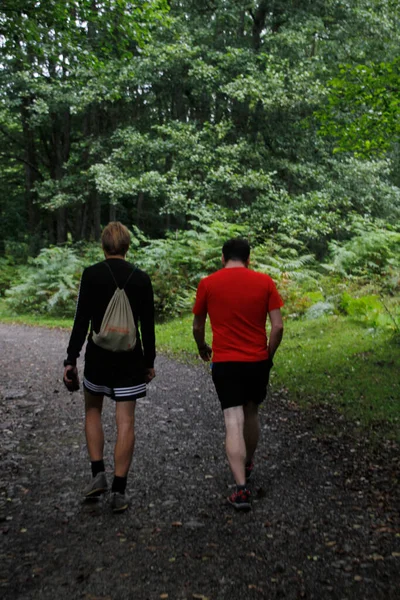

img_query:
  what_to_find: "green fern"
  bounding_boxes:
[5,246,83,317]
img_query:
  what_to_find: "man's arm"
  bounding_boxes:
[268,308,284,359]
[63,269,91,389]
[65,269,91,365]
[192,314,212,361]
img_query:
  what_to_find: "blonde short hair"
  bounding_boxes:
[101,222,130,256]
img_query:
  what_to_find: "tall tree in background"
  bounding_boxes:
[0,0,169,249]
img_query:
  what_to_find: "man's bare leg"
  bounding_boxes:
[223,406,246,486]
[243,401,260,465]
[84,389,104,461]
[114,400,136,477]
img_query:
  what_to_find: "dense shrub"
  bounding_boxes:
[326,225,400,280]
[340,292,400,331]
[5,246,83,316]
[4,216,399,328]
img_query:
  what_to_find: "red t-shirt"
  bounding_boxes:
[193,267,284,362]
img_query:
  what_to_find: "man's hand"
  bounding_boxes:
[145,368,156,383]
[198,343,212,362]
[268,308,284,360]
[63,365,80,392]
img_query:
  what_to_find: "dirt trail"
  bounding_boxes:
[0,323,399,600]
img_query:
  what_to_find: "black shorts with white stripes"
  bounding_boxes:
[83,364,146,402]
[83,375,146,402]
[82,339,148,402]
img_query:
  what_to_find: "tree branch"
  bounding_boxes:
[0,152,44,180]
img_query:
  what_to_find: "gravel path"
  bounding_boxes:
[0,323,399,600]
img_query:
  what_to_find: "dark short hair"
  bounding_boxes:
[222,238,250,263]
[101,221,130,256]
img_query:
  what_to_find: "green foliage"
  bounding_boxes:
[91,121,280,221]
[338,290,400,333]
[0,258,21,297]
[340,293,385,327]
[5,246,83,317]
[326,225,400,282]
[317,59,400,157]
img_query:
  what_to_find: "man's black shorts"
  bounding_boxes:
[211,359,273,411]
[83,343,146,402]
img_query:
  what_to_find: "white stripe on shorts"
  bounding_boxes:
[114,383,147,393]
[114,384,146,398]
[83,377,113,396]
[83,377,146,399]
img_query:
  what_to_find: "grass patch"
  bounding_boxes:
[0,300,73,329]
[272,316,400,437]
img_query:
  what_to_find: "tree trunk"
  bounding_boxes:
[56,207,67,244]
[91,189,101,240]
[137,191,144,225]
[20,97,39,238]
[109,204,117,221]
[48,104,71,244]
[251,1,270,51]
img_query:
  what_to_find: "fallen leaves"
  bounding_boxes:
[368,553,384,561]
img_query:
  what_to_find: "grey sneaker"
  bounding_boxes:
[110,492,129,513]
[84,472,108,498]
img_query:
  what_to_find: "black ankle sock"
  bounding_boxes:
[112,476,127,494]
[91,460,105,477]
[237,484,247,491]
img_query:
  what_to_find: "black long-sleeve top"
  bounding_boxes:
[66,258,156,368]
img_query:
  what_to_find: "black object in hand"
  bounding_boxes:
[64,369,80,392]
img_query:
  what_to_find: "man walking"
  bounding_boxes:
[192,238,283,510]
[63,222,156,513]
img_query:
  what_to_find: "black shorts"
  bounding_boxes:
[211,359,273,411]
[83,343,146,402]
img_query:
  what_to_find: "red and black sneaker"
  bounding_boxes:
[245,460,254,481]
[227,487,251,511]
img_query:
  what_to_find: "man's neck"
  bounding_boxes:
[224,260,247,269]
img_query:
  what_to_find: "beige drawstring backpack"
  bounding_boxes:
[92,262,137,352]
